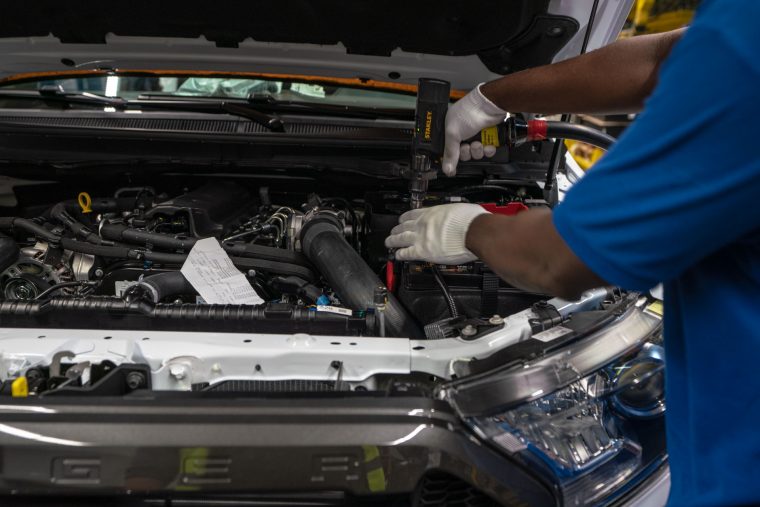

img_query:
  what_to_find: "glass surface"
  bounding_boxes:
[0,75,418,109]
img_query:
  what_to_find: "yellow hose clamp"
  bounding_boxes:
[78,192,93,214]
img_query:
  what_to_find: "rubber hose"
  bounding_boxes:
[100,223,197,251]
[0,217,60,243]
[300,216,422,338]
[103,224,312,268]
[59,238,133,258]
[545,121,616,150]
[0,233,19,273]
[61,238,316,280]
[132,271,196,303]
[50,203,103,245]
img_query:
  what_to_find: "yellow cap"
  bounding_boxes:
[11,376,28,398]
[78,192,93,214]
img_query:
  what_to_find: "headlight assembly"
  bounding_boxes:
[444,301,667,506]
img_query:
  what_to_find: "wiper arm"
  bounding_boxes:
[0,86,127,108]
[247,95,414,120]
[0,89,284,132]
[132,95,284,132]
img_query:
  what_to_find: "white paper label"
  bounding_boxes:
[316,305,353,317]
[180,237,264,305]
[532,325,572,342]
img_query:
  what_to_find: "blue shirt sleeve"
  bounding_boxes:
[553,18,760,292]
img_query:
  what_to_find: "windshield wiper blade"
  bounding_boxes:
[0,87,127,108]
[0,90,284,132]
[132,95,284,131]
[247,95,414,120]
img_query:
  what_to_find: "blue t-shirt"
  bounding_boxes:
[553,1,760,505]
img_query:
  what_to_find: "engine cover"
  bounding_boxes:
[144,181,254,238]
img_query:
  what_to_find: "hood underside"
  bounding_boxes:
[0,0,632,90]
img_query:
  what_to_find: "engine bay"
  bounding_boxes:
[0,176,551,336]
[0,173,628,396]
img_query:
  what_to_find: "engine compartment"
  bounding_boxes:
[0,175,549,339]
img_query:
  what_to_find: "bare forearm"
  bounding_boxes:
[465,209,607,299]
[480,29,685,115]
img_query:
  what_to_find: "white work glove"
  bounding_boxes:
[442,83,507,177]
[385,204,490,264]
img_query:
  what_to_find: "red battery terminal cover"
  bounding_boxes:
[480,202,529,215]
[386,259,396,293]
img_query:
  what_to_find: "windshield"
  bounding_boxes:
[0,75,418,109]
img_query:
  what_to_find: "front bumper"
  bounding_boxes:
[0,397,556,505]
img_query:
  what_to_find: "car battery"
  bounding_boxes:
[397,261,545,325]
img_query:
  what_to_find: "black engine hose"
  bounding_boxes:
[0,217,60,243]
[50,203,103,245]
[59,238,133,259]
[0,233,19,273]
[300,215,422,339]
[60,238,317,281]
[102,224,312,267]
[125,271,196,303]
[100,223,198,251]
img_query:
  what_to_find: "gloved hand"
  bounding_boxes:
[385,204,490,264]
[442,83,507,177]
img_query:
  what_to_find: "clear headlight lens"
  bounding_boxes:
[470,340,665,506]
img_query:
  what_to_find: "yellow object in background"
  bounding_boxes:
[78,192,92,213]
[623,0,697,37]
[565,140,605,171]
[11,376,28,397]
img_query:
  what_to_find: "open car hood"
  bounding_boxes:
[0,0,632,90]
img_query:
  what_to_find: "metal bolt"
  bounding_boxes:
[489,315,504,325]
[126,371,146,389]
[247,270,256,277]
[169,364,188,380]
[461,324,477,337]
[94,268,104,278]
[211,363,222,374]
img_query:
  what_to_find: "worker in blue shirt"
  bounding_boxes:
[386,1,760,505]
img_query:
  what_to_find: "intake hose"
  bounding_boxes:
[0,217,60,243]
[0,233,19,273]
[300,213,422,338]
[124,271,196,303]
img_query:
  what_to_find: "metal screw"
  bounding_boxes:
[247,270,257,277]
[126,371,146,389]
[211,363,222,374]
[489,315,504,325]
[169,364,188,380]
[94,268,104,278]
[461,324,477,337]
